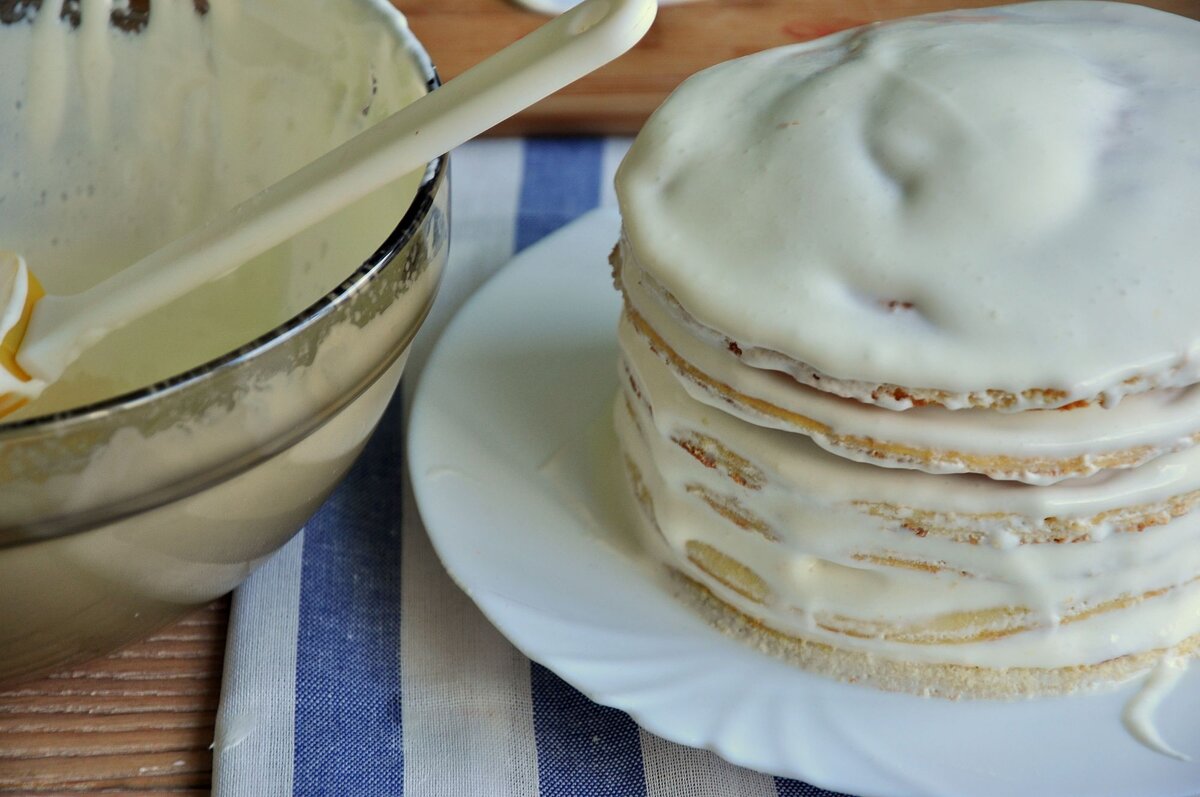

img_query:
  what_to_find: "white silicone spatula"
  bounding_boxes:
[0,0,656,418]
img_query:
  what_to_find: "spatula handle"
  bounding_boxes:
[20,0,657,381]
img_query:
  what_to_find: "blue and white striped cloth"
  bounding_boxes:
[212,138,851,797]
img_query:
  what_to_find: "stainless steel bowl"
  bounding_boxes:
[0,4,448,683]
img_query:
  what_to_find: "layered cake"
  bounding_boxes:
[611,1,1200,697]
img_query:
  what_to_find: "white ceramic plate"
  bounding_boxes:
[408,208,1200,797]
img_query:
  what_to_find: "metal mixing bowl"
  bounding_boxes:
[0,6,448,684]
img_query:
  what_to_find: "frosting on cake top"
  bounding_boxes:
[615,2,1200,404]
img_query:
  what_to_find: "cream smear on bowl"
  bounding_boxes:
[0,0,447,682]
[0,0,428,418]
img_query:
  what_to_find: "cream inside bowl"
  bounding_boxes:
[0,0,449,681]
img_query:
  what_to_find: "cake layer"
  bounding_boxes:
[614,2,1200,410]
[616,314,1200,675]
[617,310,1200,545]
[617,250,1200,484]
[669,572,1200,700]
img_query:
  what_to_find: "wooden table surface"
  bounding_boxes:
[0,600,228,795]
[403,0,1200,135]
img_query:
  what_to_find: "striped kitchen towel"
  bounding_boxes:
[212,137,850,797]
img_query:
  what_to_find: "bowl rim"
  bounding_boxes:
[0,13,446,440]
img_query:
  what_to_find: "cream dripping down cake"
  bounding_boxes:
[610,1,1200,698]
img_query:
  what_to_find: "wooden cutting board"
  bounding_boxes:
[398,0,1200,135]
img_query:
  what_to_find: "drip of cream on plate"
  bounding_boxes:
[1122,658,1191,762]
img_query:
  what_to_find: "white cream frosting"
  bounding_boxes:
[615,1,1200,407]
[617,317,1200,669]
[1122,658,1191,761]
[620,251,1200,484]
[0,0,427,418]
[618,311,1200,534]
